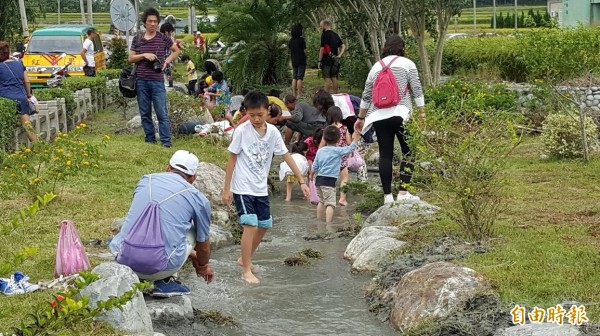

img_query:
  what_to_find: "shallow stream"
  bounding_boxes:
[168,197,396,336]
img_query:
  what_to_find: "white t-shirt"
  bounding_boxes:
[279,153,308,181]
[82,38,95,67]
[228,121,288,196]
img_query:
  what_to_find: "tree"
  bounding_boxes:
[402,0,468,87]
[217,0,292,90]
[0,0,45,43]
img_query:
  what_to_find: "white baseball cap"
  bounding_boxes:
[169,150,199,176]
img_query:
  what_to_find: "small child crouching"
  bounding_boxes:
[311,125,362,223]
[279,142,309,202]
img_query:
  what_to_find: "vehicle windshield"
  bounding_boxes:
[26,35,82,54]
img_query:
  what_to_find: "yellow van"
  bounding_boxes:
[23,25,107,88]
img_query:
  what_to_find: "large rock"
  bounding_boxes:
[364,199,439,228]
[390,261,491,330]
[126,333,166,336]
[209,224,234,249]
[496,323,582,336]
[166,82,189,95]
[80,263,153,333]
[127,115,158,130]
[344,226,405,273]
[193,162,225,205]
[146,295,193,324]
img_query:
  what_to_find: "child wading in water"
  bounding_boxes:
[312,124,362,223]
[279,142,309,201]
[323,106,351,206]
[222,91,310,284]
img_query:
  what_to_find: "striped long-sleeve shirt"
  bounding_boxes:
[359,56,425,132]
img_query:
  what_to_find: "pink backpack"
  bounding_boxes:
[372,56,405,109]
[54,220,91,277]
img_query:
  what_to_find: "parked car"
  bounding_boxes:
[446,33,469,40]
[23,25,107,88]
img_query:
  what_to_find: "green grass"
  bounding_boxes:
[403,138,600,322]
[0,110,228,334]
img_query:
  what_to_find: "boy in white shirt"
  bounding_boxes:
[80,28,96,77]
[222,91,310,284]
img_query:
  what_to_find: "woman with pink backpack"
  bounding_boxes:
[354,35,426,205]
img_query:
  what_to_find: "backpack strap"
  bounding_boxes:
[147,174,195,204]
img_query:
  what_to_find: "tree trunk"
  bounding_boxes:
[417,37,432,87]
[18,0,29,37]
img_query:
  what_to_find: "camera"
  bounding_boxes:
[152,60,162,73]
[207,87,217,94]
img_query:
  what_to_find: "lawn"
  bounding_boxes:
[0,110,228,334]
[405,138,600,322]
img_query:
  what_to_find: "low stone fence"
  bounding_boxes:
[511,83,600,112]
[13,84,116,150]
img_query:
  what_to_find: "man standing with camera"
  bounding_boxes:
[128,7,181,148]
[80,28,97,77]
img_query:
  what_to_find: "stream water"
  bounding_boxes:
[168,197,397,336]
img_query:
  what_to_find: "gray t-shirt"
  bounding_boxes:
[291,102,325,124]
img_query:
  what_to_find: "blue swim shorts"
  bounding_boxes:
[233,194,273,229]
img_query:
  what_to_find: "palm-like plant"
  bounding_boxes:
[217,0,292,91]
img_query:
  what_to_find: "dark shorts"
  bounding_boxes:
[322,60,340,79]
[83,65,96,77]
[292,65,306,80]
[233,194,273,229]
[286,120,325,136]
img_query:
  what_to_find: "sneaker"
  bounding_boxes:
[0,278,25,295]
[151,277,191,297]
[384,194,395,204]
[397,192,420,202]
[12,271,39,293]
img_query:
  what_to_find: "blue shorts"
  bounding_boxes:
[233,194,273,229]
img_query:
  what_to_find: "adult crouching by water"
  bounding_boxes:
[354,35,425,205]
[128,7,180,148]
[0,41,37,142]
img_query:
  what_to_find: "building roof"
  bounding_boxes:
[32,25,95,36]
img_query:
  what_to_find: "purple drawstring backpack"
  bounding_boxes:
[116,175,194,275]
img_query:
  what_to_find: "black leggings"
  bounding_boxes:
[373,117,414,194]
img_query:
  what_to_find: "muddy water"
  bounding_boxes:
[177,198,396,336]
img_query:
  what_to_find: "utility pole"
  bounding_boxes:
[473,0,477,32]
[87,0,93,25]
[493,0,496,33]
[80,0,86,24]
[18,0,29,37]
[58,0,61,24]
[514,0,518,31]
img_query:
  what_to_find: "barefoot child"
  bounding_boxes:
[311,124,362,223]
[279,142,309,201]
[324,106,351,206]
[222,91,310,284]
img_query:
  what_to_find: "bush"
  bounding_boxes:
[425,80,518,118]
[541,112,598,159]
[96,69,122,80]
[167,91,205,137]
[0,98,19,152]
[442,37,527,82]
[340,47,371,90]
[62,76,108,92]
[442,27,600,83]
[107,37,129,70]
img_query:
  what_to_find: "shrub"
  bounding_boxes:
[96,69,122,80]
[340,47,371,90]
[442,27,600,83]
[541,112,599,159]
[107,37,129,70]
[62,76,107,92]
[0,123,109,198]
[409,108,521,241]
[0,98,19,152]
[425,80,518,118]
[167,91,205,137]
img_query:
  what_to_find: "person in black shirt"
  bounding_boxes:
[289,24,307,97]
[318,20,346,94]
